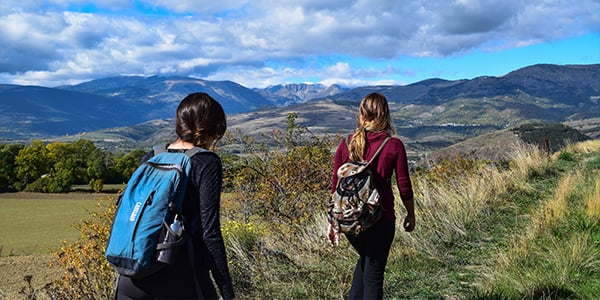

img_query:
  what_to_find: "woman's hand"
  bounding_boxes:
[403,214,415,232]
[327,224,339,247]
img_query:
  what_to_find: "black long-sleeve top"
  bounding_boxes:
[183,150,235,299]
[116,149,235,299]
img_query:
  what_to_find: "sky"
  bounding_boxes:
[0,0,599,89]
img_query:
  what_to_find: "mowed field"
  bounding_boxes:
[0,192,116,299]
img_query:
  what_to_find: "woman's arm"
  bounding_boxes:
[195,154,235,299]
[395,139,415,232]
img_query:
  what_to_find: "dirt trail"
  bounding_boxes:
[0,254,60,300]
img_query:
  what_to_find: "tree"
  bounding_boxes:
[68,139,100,184]
[15,140,50,190]
[15,139,113,193]
[114,149,146,182]
[0,144,24,192]
[86,148,109,192]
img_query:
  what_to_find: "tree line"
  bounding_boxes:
[0,113,335,199]
[0,139,146,193]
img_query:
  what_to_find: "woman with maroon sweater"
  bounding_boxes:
[327,92,415,300]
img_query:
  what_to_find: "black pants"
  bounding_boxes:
[345,218,395,300]
[115,269,217,300]
[114,245,217,300]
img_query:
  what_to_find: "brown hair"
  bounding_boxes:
[348,92,395,161]
[175,92,227,149]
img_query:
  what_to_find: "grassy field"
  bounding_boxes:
[0,193,115,257]
[0,192,116,298]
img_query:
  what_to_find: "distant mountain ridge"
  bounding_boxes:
[0,84,145,139]
[330,64,599,106]
[1,64,598,151]
[58,75,274,117]
[254,83,348,106]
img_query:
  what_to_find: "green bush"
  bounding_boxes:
[89,178,104,193]
[557,150,575,161]
[225,113,336,232]
[24,171,73,193]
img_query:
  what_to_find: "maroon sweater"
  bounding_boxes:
[331,131,414,222]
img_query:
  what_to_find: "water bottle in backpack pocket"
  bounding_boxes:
[156,215,186,265]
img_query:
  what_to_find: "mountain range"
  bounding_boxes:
[1,63,598,157]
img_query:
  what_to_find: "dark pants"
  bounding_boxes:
[115,269,216,300]
[345,218,395,300]
[114,245,217,300]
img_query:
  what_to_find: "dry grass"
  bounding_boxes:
[508,141,552,183]
[402,169,507,258]
[564,139,600,155]
[585,174,600,221]
[532,172,578,231]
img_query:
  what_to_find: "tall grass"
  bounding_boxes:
[508,141,554,185]
[398,141,550,260]
[564,139,600,154]
[478,150,600,298]
[401,164,506,258]
[585,174,600,220]
[222,214,356,299]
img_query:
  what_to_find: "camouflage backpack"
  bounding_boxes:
[327,137,390,235]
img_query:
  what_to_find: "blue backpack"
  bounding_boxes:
[105,145,204,278]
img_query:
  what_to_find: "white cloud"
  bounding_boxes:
[0,0,598,87]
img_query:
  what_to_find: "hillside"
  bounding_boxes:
[0,64,598,152]
[254,83,348,106]
[420,122,591,164]
[59,75,274,116]
[0,85,147,140]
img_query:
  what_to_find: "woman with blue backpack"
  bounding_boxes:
[114,92,235,299]
[327,92,415,300]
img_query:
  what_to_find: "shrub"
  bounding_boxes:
[89,178,104,193]
[512,123,589,153]
[24,169,73,193]
[225,113,336,233]
[46,196,116,299]
[557,150,575,161]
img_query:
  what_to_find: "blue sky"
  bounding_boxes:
[0,0,598,88]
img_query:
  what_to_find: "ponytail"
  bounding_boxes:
[347,92,394,162]
[348,127,367,162]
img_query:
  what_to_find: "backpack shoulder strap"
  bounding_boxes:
[152,144,169,155]
[152,145,210,158]
[365,137,391,167]
[184,147,208,158]
[341,136,351,156]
